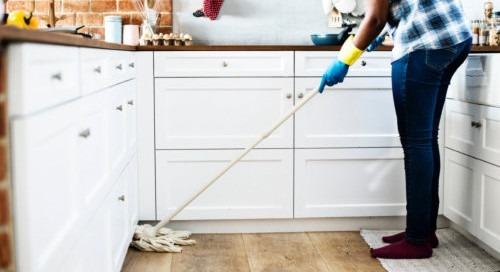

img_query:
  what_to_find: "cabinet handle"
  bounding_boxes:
[51,72,62,81]
[361,60,367,66]
[93,66,102,74]
[129,62,135,68]
[298,93,304,99]
[79,129,91,138]
[116,64,123,70]
[286,93,292,99]
[116,105,123,111]
[128,100,134,105]
[471,121,482,128]
[118,195,125,202]
[222,61,228,67]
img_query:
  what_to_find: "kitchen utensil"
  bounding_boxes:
[328,7,343,28]
[310,25,352,45]
[132,88,321,252]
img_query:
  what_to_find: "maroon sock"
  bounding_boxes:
[382,231,439,248]
[370,240,433,259]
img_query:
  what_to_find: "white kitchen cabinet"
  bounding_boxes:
[155,77,294,149]
[444,149,500,253]
[8,44,138,272]
[294,148,406,218]
[295,77,399,148]
[446,99,500,167]
[155,149,293,220]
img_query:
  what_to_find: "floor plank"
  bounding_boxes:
[121,247,173,272]
[243,232,330,272]
[307,232,386,272]
[171,234,251,272]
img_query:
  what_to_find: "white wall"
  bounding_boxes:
[173,0,499,46]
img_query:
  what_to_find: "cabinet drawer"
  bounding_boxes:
[448,54,500,107]
[155,77,294,149]
[295,51,392,77]
[155,149,293,220]
[154,51,294,77]
[295,77,399,148]
[8,43,79,116]
[294,148,406,218]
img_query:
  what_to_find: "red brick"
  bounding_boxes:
[34,0,61,13]
[76,13,103,26]
[6,1,33,12]
[90,0,117,12]
[54,12,76,26]
[129,13,144,25]
[118,0,137,12]
[62,0,90,13]
[0,233,11,269]
[0,101,5,139]
[158,12,171,26]
[0,189,8,225]
[156,0,171,12]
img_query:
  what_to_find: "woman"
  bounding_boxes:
[319,0,472,259]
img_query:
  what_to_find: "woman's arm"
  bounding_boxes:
[352,0,390,50]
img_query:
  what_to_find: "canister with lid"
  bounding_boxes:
[105,15,122,44]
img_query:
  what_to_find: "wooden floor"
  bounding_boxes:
[122,232,386,272]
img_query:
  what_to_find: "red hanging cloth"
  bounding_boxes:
[203,0,225,20]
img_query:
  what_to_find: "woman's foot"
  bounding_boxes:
[193,9,205,17]
[370,240,433,259]
[382,231,439,248]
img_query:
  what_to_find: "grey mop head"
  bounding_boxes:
[131,224,196,252]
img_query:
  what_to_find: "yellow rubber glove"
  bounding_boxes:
[319,35,364,93]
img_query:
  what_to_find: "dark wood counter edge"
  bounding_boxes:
[2,26,500,53]
[0,26,136,50]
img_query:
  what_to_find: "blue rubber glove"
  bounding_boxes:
[318,58,349,93]
[366,35,386,52]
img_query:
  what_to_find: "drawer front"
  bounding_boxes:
[448,54,500,107]
[295,51,392,77]
[154,51,294,77]
[80,48,113,95]
[8,43,79,116]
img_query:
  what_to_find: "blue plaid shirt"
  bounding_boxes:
[387,0,472,61]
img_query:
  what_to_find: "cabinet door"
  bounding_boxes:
[125,80,137,151]
[11,104,82,272]
[445,99,500,167]
[110,169,130,271]
[443,149,479,235]
[294,148,406,218]
[475,155,500,253]
[155,78,294,149]
[445,100,481,156]
[295,78,399,148]
[155,149,293,220]
[108,85,128,174]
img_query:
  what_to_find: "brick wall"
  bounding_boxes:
[0,50,13,272]
[6,0,173,39]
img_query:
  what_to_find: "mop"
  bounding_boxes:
[131,87,320,252]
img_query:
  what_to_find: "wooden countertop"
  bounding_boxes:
[1,26,500,53]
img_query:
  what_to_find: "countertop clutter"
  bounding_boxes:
[2,26,500,52]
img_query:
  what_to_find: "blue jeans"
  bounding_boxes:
[391,38,472,244]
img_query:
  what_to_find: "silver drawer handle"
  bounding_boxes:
[116,105,123,111]
[79,129,91,138]
[361,60,367,66]
[51,72,62,81]
[129,62,135,68]
[118,195,125,202]
[116,64,123,70]
[94,66,102,74]
[222,61,228,67]
[286,93,292,99]
[128,100,134,106]
[298,93,304,99]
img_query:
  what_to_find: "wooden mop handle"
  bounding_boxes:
[152,88,319,233]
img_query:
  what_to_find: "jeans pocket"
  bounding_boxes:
[425,46,458,72]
